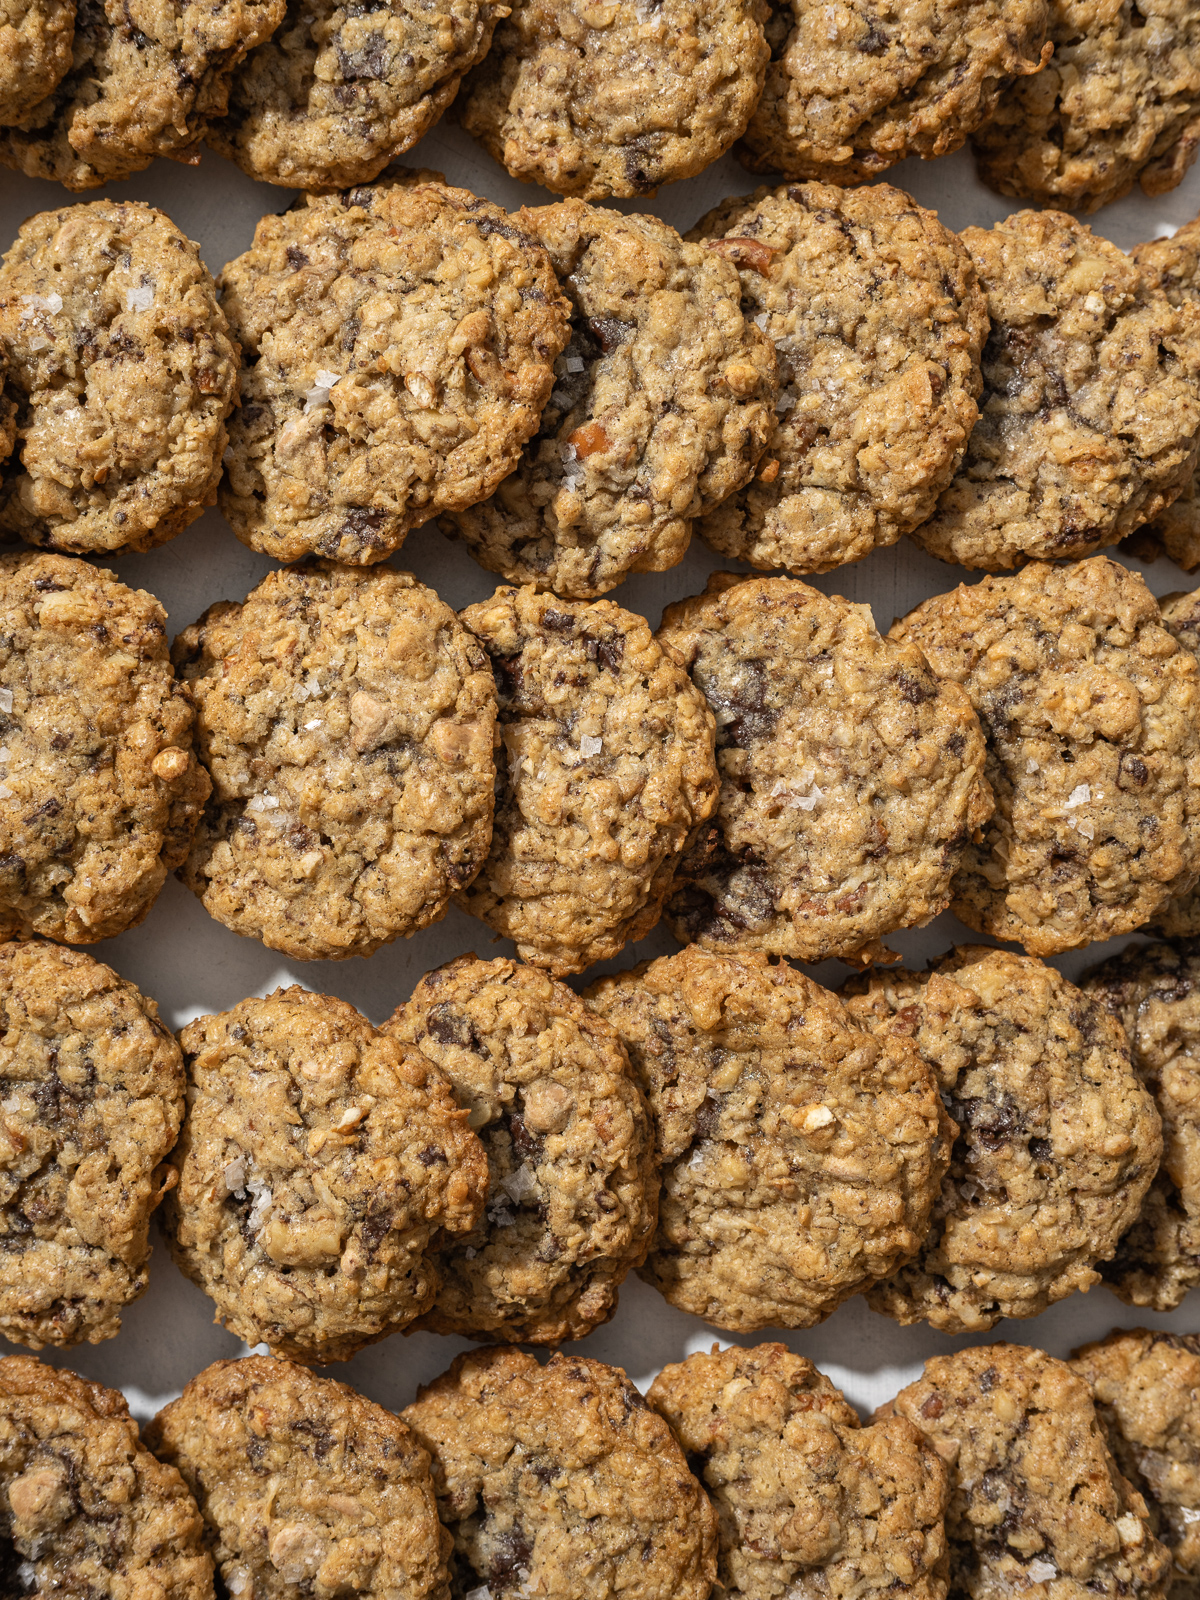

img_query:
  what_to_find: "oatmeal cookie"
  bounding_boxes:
[583,947,949,1331]
[892,558,1200,955]
[0,201,238,556]
[0,1356,212,1600]
[974,1,1200,213]
[0,0,283,188]
[455,587,718,973]
[175,563,497,962]
[1144,591,1200,938]
[147,1356,450,1600]
[0,941,185,1350]
[648,1343,950,1600]
[0,0,73,127]
[883,1344,1172,1600]
[209,0,505,189]
[219,178,568,566]
[1082,940,1200,1311]
[384,954,657,1343]
[657,573,993,966]
[402,1348,718,1600]
[1071,1329,1200,1600]
[445,201,776,599]
[908,210,1200,570]
[690,181,986,575]
[162,986,488,1364]
[844,946,1162,1333]
[741,0,1049,183]
[458,0,769,200]
[0,551,208,945]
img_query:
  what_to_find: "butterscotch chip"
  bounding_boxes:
[892,557,1200,954]
[218,177,569,566]
[147,1356,450,1600]
[403,1348,718,1600]
[384,954,657,1343]
[0,0,73,126]
[884,1344,1172,1600]
[455,586,718,973]
[0,551,208,945]
[175,563,497,962]
[740,0,1049,183]
[648,1344,950,1600]
[584,947,949,1331]
[458,0,769,199]
[0,200,238,556]
[845,945,1162,1332]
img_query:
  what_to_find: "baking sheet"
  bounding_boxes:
[1,112,1198,1429]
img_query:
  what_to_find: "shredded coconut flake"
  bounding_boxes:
[578,734,602,757]
[1027,1560,1057,1583]
[303,718,322,731]
[1064,784,1091,809]
[125,284,154,312]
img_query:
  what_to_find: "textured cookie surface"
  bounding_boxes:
[148,1356,450,1600]
[1082,940,1200,1311]
[163,986,487,1364]
[446,201,776,598]
[219,179,568,566]
[402,1348,718,1600]
[385,954,657,1343]
[459,0,769,199]
[0,1355,212,1600]
[844,945,1161,1332]
[974,0,1200,212]
[455,587,718,972]
[893,558,1200,955]
[648,1344,950,1600]
[209,0,504,188]
[658,573,992,965]
[741,0,1049,182]
[909,210,1200,570]
[1071,1329,1200,1600]
[0,551,208,945]
[0,0,283,188]
[0,201,238,556]
[886,1343,1172,1600]
[0,942,184,1351]
[691,181,986,575]
[175,563,497,962]
[584,947,949,1331]
[0,0,73,125]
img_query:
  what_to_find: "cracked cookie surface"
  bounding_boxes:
[0,201,238,557]
[445,200,776,598]
[147,1355,450,1600]
[690,181,986,575]
[884,1344,1172,1600]
[459,0,769,199]
[455,586,718,973]
[584,947,949,1331]
[384,954,657,1343]
[908,210,1200,570]
[657,573,992,965]
[0,0,73,126]
[175,562,497,962]
[162,986,488,1364]
[892,558,1200,955]
[219,177,568,566]
[402,1347,718,1600]
[0,551,208,945]
[844,945,1161,1333]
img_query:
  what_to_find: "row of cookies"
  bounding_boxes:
[0,1328,1195,1600]
[3,0,1198,217]
[1,923,1193,1360]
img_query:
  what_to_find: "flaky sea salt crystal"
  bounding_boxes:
[566,355,586,373]
[246,795,279,813]
[1074,818,1095,840]
[0,785,14,801]
[20,292,61,315]
[502,1164,538,1204]
[222,1157,247,1196]
[579,734,602,757]
[0,689,14,713]
[754,311,769,329]
[302,370,341,413]
[1064,784,1091,809]
[464,1588,492,1600]
[303,719,322,731]
[246,1179,273,1232]
[793,787,823,811]
[28,335,50,352]
[1027,1560,1057,1583]
[125,284,154,312]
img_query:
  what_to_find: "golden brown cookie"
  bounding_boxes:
[844,946,1162,1332]
[584,947,950,1331]
[147,1356,450,1600]
[0,0,73,126]
[402,1348,718,1600]
[175,563,497,962]
[162,986,488,1364]
[455,586,718,973]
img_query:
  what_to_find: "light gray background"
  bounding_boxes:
[0,113,1197,1428]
